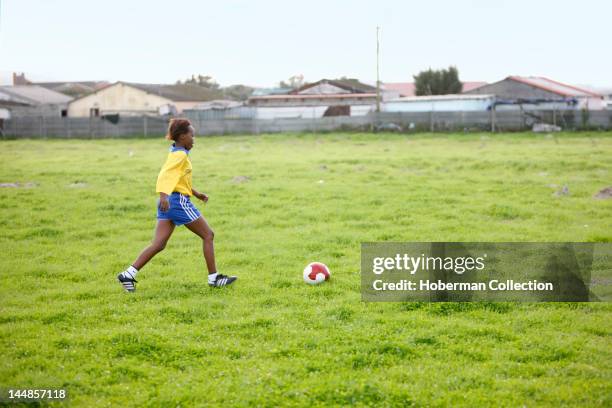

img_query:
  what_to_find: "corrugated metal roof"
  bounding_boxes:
[249,93,377,101]
[126,82,221,102]
[509,76,602,97]
[68,82,222,103]
[382,83,415,97]
[388,94,495,102]
[0,85,73,105]
[292,79,377,95]
[0,90,30,106]
[383,81,487,97]
[251,87,293,96]
[36,81,108,90]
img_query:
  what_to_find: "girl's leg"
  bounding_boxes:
[132,220,175,270]
[185,216,217,274]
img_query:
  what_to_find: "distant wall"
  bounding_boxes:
[9,103,68,118]
[67,83,171,117]
[2,110,611,138]
[383,98,492,112]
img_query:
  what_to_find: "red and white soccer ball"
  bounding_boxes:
[303,262,331,285]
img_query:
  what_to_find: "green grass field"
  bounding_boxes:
[1,132,611,407]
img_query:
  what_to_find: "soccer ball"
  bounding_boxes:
[303,262,331,285]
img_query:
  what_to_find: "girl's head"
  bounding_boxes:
[166,118,195,150]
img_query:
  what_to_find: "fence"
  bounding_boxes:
[2,116,168,138]
[2,110,611,138]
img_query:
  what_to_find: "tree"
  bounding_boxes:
[279,74,306,89]
[413,66,462,96]
[177,74,220,90]
[176,75,257,101]
[222,84,255,101]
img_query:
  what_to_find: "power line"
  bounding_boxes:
[376,26,381,113]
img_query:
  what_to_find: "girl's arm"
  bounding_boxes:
[159,192,170,211]
[192,188,209,203]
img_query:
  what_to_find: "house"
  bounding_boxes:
[0,92,30,131]
[465,76,605,110]
[67,82,220,117]
[247,78,393,119]
[12,72,109,98]
[0,85,73,117]
[383,81,487,97]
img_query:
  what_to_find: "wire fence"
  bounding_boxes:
[2,110,611,138]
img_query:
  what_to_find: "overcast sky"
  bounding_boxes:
[1,0,610,88]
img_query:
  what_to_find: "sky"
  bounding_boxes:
[1,0,611,88]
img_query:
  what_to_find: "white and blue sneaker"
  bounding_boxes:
[117,272,137,292]
[208,273,237,288]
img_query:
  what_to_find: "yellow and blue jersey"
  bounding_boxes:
[156,144,193,196]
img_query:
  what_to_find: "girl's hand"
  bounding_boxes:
[159,193,170,211]
[195,191,209,203]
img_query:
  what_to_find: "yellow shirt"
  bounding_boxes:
[155,145,192,196]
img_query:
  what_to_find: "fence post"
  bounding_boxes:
[144,116,148,137]
[490,105,496,133]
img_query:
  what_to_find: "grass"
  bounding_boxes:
[0,132,611,407]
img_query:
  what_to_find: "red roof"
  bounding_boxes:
[383,81,487,97]
[383,83,415,97]
[508,76,602,98]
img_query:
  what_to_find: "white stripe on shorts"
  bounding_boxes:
[180,194,198,221]
[185,195,199,220]
[179,195,192,220]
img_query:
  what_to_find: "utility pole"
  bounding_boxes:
[376,26,381,113]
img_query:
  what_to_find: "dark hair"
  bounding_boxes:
[166,118,193,141]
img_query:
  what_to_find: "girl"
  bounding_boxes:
[117,118,237,291]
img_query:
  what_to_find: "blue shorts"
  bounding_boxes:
[157,192,201,226]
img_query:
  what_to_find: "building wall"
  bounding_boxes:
[255,106,327,119]
[578,97,606,110]
[351,105,375,116]
[67,83,172,117]
[9,103,68,118]
[254,105,374,119]
[383,98,493,112]
[174,101,207,113]
[249,96,376,108]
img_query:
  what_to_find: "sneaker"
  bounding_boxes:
[209,274,237,288]
[117,273,137,292]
